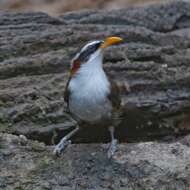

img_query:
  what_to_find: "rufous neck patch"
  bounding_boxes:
[71,59,81,76]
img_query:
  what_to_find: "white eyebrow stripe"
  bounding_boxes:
[71,40,103,67]
[81,41,102,53]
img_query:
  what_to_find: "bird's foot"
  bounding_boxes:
[53,139,71,156]
[107,139,118,159]
[53,125,79,156]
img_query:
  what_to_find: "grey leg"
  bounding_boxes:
[107,126,118,159]
[53,125,79,156]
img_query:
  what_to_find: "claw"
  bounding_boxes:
[53,140,71,156]
[53,125,79,156]
[107,139,118,159]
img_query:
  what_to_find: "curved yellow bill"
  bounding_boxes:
[100,36,123,49]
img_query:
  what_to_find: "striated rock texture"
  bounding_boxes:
[1,1,190,189]
[0,1,190,145]
[0,0,173,16]
[1,133,190,189]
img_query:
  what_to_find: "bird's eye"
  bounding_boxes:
[78,41,102,62]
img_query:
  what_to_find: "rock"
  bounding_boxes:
[0,1,190,144]
[0,0,173,16]
[61,1,190,32]
[0,132,190,189]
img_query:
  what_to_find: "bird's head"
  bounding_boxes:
[70,36,123,76]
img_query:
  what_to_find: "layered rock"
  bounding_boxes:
[1,133,190,189]
[0,1,190,144]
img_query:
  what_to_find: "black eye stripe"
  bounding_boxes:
[78,41,102,62]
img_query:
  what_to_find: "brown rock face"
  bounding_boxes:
[0,1,190,145]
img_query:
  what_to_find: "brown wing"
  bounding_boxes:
[64,77,71,107]
[107,78,121,110]
[65,56,84,103]
[65,57,81,105]
[107,78,122,126]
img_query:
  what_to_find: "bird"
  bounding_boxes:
[53,36,123,158]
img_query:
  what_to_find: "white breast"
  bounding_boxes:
[68,50,112,123]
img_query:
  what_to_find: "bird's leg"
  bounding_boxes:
[53,125,79,156]
[107,126,118,158]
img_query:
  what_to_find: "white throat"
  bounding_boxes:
[79,49,104,74]
[69,49,110,99]
[68,49,112,122]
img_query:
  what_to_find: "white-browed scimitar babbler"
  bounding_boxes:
[54,37,123,158]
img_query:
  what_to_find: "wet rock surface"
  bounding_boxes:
[1,132,190,189]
